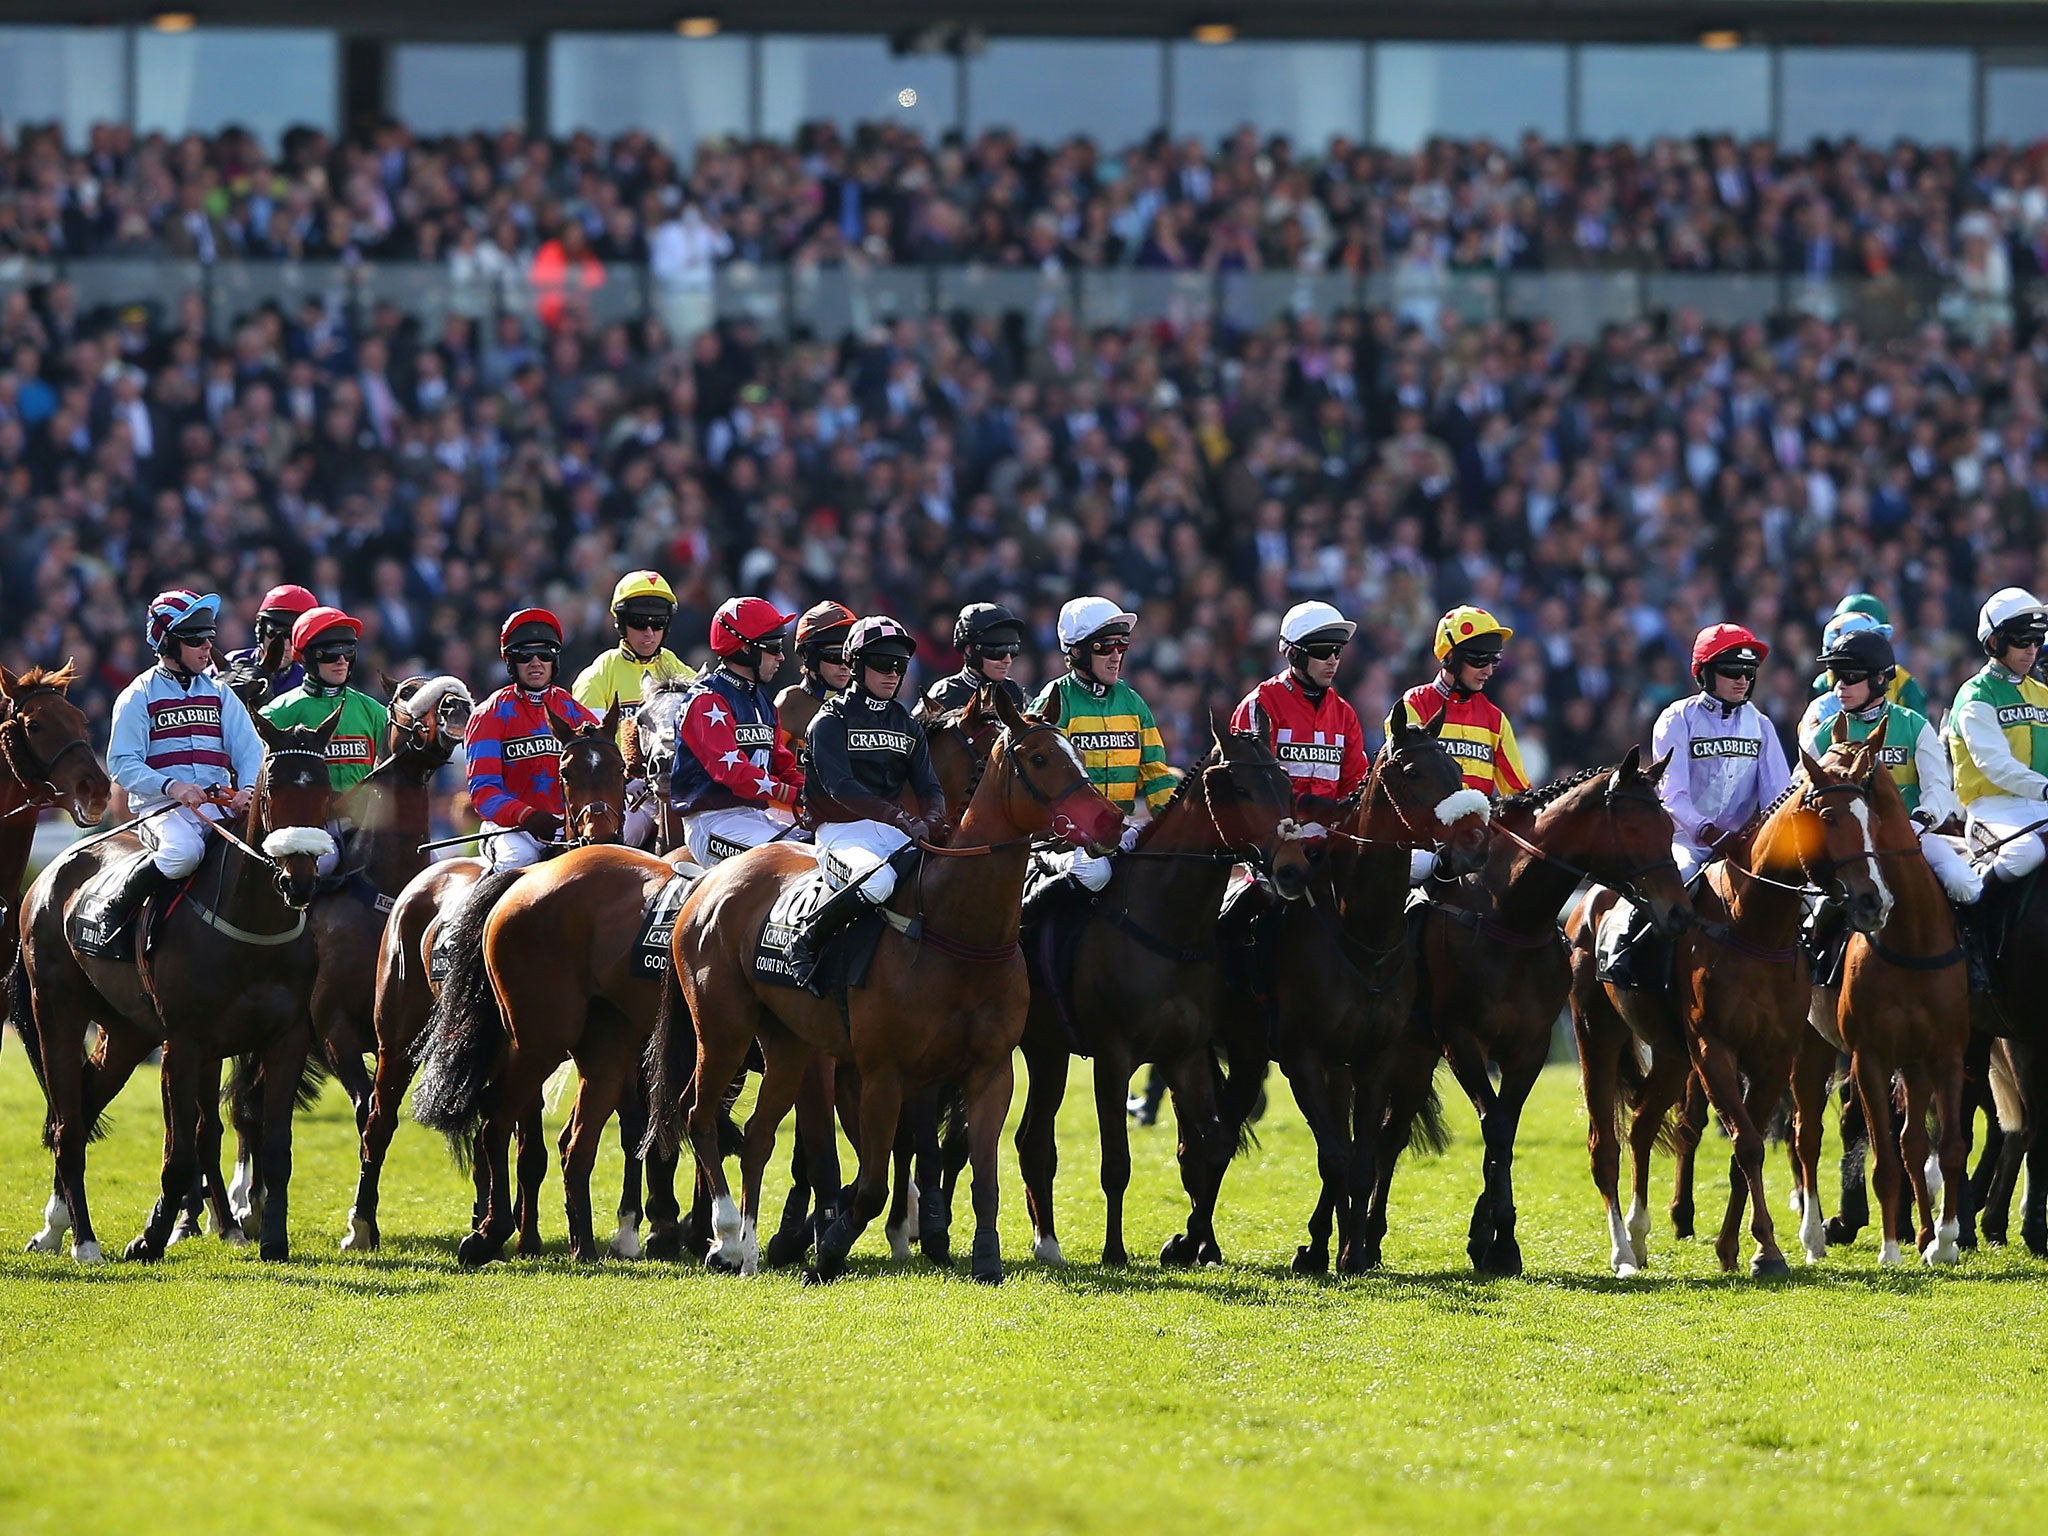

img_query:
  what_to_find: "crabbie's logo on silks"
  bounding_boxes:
[848,729,913,754]
[1690,736,1761,760]
[1275,740,1345,766]
[503,735,556,762]
[732,723,775,749]
[1070,730,1140,753]
[150,701,221,731]
[1875,745,1910,767]
[1442,737,1495,763]
[326,736,374,762]
[1997,704,2048,727]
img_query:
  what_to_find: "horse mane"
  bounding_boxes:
[12,661,77,693]
[1134,746,1213,849]
[1495,763,1613,822]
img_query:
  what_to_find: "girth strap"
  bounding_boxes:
[1093,898,1217,964]
[1867,935,1965,972]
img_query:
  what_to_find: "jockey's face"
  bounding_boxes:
[622,616,667,661]
[1830,670,1876,711]
[1707,663,1755,704]
[515,654,555,691]
[862,656,908,699]
[975,648,1017,682]
[1450,651,1500,692]
[1080,633,1128,685]
[1293,643,1344,689]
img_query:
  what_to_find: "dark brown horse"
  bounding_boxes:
[1,662,112,978]
[343,709,625,1253]
[10,712,340,1262]
[1788,723,1968,1267]
[1258,713,1492,1275]
[1572,744,1889,1277]
[1394,749,1691,1277]
[645,687,1124,1283]
[1014,721,1314,1270]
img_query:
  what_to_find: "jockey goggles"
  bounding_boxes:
[974,641,1023,658]
[1295,640,1348,661]
[307,640,357,664]
[171,624,218,648]
[1828,667,1874,687]
[506,641,562,664]
[863,654,910,675]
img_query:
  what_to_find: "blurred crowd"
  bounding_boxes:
[6,119,2048,808]
[2,117,2047,296]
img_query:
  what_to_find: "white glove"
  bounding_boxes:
[1118,819,1143,853]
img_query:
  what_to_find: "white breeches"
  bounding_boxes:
[140,804,224,878]
[1043,845,1114,891]
[683,805,798,868]
[814,819,911,903]
[481,824,547,872]
[1408,848,1437,885]
[1674,843,1708,884]
[1966,795,2048,883]
[1918,826,1982,903]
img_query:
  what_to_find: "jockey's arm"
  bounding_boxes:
[1913,719,1964,827]
[1649,705,1702,845]
[1955,699,2048,799]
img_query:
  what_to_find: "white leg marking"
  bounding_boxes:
[228,1156,255,1225]
[886,1179,918,1262]
[1925,1216,1961,1267]
[1625,1196,1650,1268]
[707,1193,743,1269]
[1799,1186,1828,1264]
[1878,1238,1903,1267]
[221,1225,249,1248]
[608,1217,644,1261]
[1606,1202,1638,1278]
[27,1192,72,1253]
[71,1240,103,1265]
[738,1215,759,1277]
[1033,1231,1067,1267]
[341,1208,371,1252]
[1924,1153,1944,1201]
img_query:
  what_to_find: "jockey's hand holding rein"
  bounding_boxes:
[169,779,252,813]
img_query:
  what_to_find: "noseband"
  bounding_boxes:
[1003,721,1102,844]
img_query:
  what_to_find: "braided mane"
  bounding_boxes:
[1495,763,1613,818]
[1134,745,1213,848]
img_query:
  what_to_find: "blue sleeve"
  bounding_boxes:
[108,680,160,798]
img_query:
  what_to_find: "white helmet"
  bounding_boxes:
[1057,595,1138,650]
[1976,587,2048,645]
[1278,600,1357,651]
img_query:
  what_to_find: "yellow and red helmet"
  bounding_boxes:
[1433,605,1514,663]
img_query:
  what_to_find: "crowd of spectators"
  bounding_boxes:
[2,116,2048,295]
[6,118,2048,825]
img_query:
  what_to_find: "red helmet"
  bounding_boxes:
[500,608,565,652]
[291,606,362,659]
[709,596,794,657]
[258,583,319,618]
[1691,622,1769,681]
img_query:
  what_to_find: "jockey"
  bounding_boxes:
[1803,627,1977,904]
[774,600,856,760]
[1021,597,1175,914]
[1650,622,1793,883]
[219,582,317,709]
[786,615,948,989]
[1231,600,1368,830]
[105,589,266,919]
[464,608,602,871]
[260,605,391,876]
[573,569,698,846]
[1393,605,1529,881]
[919,602,1028,718]
[670,595,805,869]
[1807,593,1930,728]
[1946,587,2048,887]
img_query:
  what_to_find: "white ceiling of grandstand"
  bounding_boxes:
[4,0,2048,44]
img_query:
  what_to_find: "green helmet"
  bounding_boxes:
[1833,592,1890,626]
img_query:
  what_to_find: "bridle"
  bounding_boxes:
[0,685,100,812]
[244,745,334,903]
[1494,779,1682,906]
[926,721,1102,855]
[559,733,626,847]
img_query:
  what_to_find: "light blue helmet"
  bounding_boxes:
[1820,609,1890,652]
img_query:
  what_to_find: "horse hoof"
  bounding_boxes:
[1291,1245,1329,1277]
[221,1224,250,1249]
[643,1225,684,1263]
[515,1234,543,1259]
[1337,1247,1378,1276]
[763,1226,810,1269]
[1100,1245,1128,1268]
[122,1234,163,1263]
[1750,1253,1792,1279]
[456,1233,499,1269]
[921,1231,953,1268]
[971,1231,1003,1285]
[71,1241,104,1265]
[341,1216,379,1253]
[1159,1233,1198,1269]
[2025,1225,2048,1260]
[1614,1261,1640,1280]
[167,1215,203,1246]
[259,1241,289,1263]
[705,1248,744,1275]
[1671,1213,1695,1241]
[1032,1234,1067,1267]
[1823,1215,1861,1247]
[608,1223,644,1261]
[570,1243,601,1266]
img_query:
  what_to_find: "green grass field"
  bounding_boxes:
[3,1037,2046,1536]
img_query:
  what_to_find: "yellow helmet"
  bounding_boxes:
[611,570,677,611]
[1433,605,1514,662]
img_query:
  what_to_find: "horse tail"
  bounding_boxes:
[639,953,694,1160]
[937,1081,969,1154]
[410,868,523,1161]
[1405,1078,1452,1156]
[1990,1043,2027,1135]
[225,1051,330,1131]
[1211,1044,1265,1157]
[8,956,54,1148]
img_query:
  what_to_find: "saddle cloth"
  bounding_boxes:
[752,865,884,993]
[633,868,700,977]
[69,848,174,963]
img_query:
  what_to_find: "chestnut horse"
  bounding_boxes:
[0,662,113,979]
[1260,713,1493,1276]
[1571,743,1890,1277]
[341,709,625,1253]
[1014,720,1315,1270]
[1394,750,1692,1277]
[1788,723,1968,1267]
[10,713,340,1262]
[645,687,1124,1284]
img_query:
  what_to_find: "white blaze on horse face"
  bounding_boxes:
[1055,734,1087,775]
[1844,799,1893,927]
[1434,788,1491,827]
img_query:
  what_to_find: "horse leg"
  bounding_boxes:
[2022,1046,2048,1258]
[1442,1041,1507,1274]
[1669,1069,1707,1240]
[1356,1030,1436,1272]
[253,1028,312,1262]
[560,1050,629,1265]
[1279,1047,1344,1276]
[1927,1047,1968,1266]
[514,1099,549,1257]
[346,965,430,1253]
[1624,1047,1690,1274]
[1895,1061,1938,1265]
[459,1050,554,1268]
[610,1075,647,1260]
[884,1091,928,1262]
[962,1055,1015,1285]
[1850,1049,1907,1266]
[766,1052,831,1266]
[1574,989,1635,1277]
[1692,1038,1777,1275]
[1160,1050,1231,1268]
[1790,1025,1834,1263]
[1013,1038,1070,1266]
[126,1044,207,1262]
[1829,1049,1871,1245]
[920,1085,965,1265]
[1477,1043,1542,1278]
[729,1034,809,1278]
[26,950,109,1264]
[1093,1049,1135,1267]
[811,1068,903,1283]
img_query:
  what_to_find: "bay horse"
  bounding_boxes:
[1571,742,1890,1277]
[1787,722,1968,1266]
[1258,711,1493,1276]
[644,686,1124,1284]
[9,712,340,1262]
[1014,718,1314,1270]
[341,708,625,1253]
[1391,749,1692,1277]
[1,662,112,978]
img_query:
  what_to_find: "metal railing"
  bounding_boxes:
[0,254,2015,346]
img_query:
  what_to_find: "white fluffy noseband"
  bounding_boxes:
[406,676,473,719]
[263,826,338,860]
[1435,789,1492,827]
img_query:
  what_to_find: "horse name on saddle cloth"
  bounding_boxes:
[752,868,886,992]
[632,872,696,977]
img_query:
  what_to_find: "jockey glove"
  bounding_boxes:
[525,811,563,842]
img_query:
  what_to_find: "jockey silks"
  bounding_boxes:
[572,643,698,750]
[463,683,601,827]
[921,667,1025,717]
[1232,671,1369,802]
[806,692,945,827]
[1798,699,1956,822]
[1029,674,1176,815]
[108,664,266,811]
[1391,679,1530,797]
[1947,661,2048,804]
[1649,692,1793,860]
[670,667,803,816]
[261,683,390,793]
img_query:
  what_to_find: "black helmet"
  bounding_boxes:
[1817,628,1896,683]
[954,602,1026,654]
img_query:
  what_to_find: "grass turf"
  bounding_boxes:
[2,1038,2046,1535]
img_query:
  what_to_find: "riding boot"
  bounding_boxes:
[1955,872,2003,995]
[111,859,171,948]
[785,881,874,994]
[1019,870,1084,932]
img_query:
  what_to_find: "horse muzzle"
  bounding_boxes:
[1846,887,1891,935]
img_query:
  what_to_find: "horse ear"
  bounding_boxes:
[549,709,578,746]
[1643,750,1672,786]
[1800,746,1826,784]
[1209,713,1229,755]
[1830,712,1849,746]
[380,671,401,700]
[1388,707,1412,746]
[0,663,17,699]
[990,684,1027,736]
[1038,686,1063,727]
[315,703,346,747]
[254,712,290,753]
[1865,711,1889,762]
[1618,743,1642,777]
[601,701,622,740]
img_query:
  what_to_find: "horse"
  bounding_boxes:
[1392,749,1692,1277]
[341,708,626,1254]
[9,712,341,1262]
[1571,743,1890,1277]
[1786,723,1969,1266]
[644,686,1124,1284]
[1010,718,1313,1270]
[1257,712,1493,1276]
[0,662,112,978]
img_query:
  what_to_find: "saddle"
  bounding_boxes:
[1593,896,1676,993]
[752,865,887,996]
[69,849,178,963]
